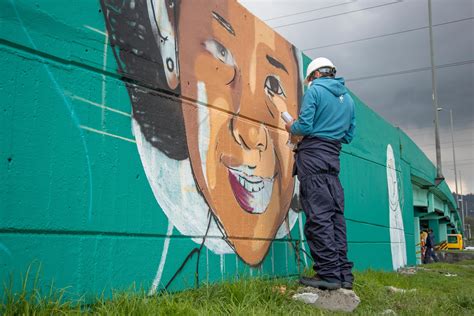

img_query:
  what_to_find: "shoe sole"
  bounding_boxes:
[299,278,341,290]
[342,282,353,290]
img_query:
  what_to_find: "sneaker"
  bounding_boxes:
[299,276,341,290]
[341,281,353,290]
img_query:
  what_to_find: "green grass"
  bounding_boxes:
[3,260,474,315]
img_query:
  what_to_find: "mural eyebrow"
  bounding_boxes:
[212,11,235,36]
[266,55,288,74]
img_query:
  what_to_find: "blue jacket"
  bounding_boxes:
[291,77,356,144]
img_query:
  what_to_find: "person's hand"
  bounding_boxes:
[285,120,294,133]
[290,134,303,144]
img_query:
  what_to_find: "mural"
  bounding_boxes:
[2,0,464,300]
[386,144,407,270]
[101,0,304,266]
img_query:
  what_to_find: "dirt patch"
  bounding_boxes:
[293,286,360,312]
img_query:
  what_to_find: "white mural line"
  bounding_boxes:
[84,25,107,36]
[220,254,225,281]
[101,33,108,105]
[71,95,131,117]
[298,213,308,267]
[148,221,174,295]
[83,25,110,126]
[79,125,136,143]
[99,27,109,126]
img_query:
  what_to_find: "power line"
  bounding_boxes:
[450,158,474,163]
[419,140,474,148]
[404,125,474,136]
[303,17,474,51]
[420,137,474,145]
[416,137,474,146]
[418,144,474,151]
[273,1,402,29]
[264,0,356,22]
[418,140,474,149]
[346,59,474,82]
[444,160,474,165]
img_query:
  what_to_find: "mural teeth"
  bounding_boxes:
[244,180,250,191]
[238,175,245,187]
[251,183,259,192]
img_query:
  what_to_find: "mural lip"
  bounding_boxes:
[228,167,274,214]
[227,165,275,184]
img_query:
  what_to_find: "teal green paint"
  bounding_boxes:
[413,185,428,207]
[434,195,445,213]
[0,0,462,299]
[438,223,448,243]
[428,192,436,213]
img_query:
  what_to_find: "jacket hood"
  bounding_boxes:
[312,77,347,97]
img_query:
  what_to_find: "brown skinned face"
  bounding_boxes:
[178,1,299,266]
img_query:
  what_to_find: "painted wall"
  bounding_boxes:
[0,0,460,299]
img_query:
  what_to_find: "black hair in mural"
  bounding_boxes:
[101,0,188,160]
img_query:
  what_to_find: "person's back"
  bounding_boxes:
[291,77,355,144]
[429,232,436,248]
[425,232,433,248]
[291,76,356,177]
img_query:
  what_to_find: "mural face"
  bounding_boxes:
[386,144,407,270]
[178,1,299,264]
[101,0,302,265]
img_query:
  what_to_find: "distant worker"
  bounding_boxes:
[423,228,439,263]
[285,57,356,290]
[420,230,428,262]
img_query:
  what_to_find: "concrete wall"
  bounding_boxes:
[0,0,460,298]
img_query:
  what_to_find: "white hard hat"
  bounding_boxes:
[305,57,336,83]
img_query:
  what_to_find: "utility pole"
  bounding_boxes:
[450,109,459,207]
[465,199,469,238]
[428,0,444,184]
[460,171,464,229]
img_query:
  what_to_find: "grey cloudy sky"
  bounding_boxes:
[240,0,474,193]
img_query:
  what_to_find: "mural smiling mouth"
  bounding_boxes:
[227,166,274,214]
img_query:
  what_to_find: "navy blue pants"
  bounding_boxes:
[294,136,354,283]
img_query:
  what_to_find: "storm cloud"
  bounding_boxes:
[240,0,474,193]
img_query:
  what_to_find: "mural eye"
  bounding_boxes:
[264,75,286,97]
[204,39,235,66]
[219,47,226,58]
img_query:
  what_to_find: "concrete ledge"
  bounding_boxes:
[437,250,474,263]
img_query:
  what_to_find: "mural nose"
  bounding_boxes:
[231,117,268,152]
